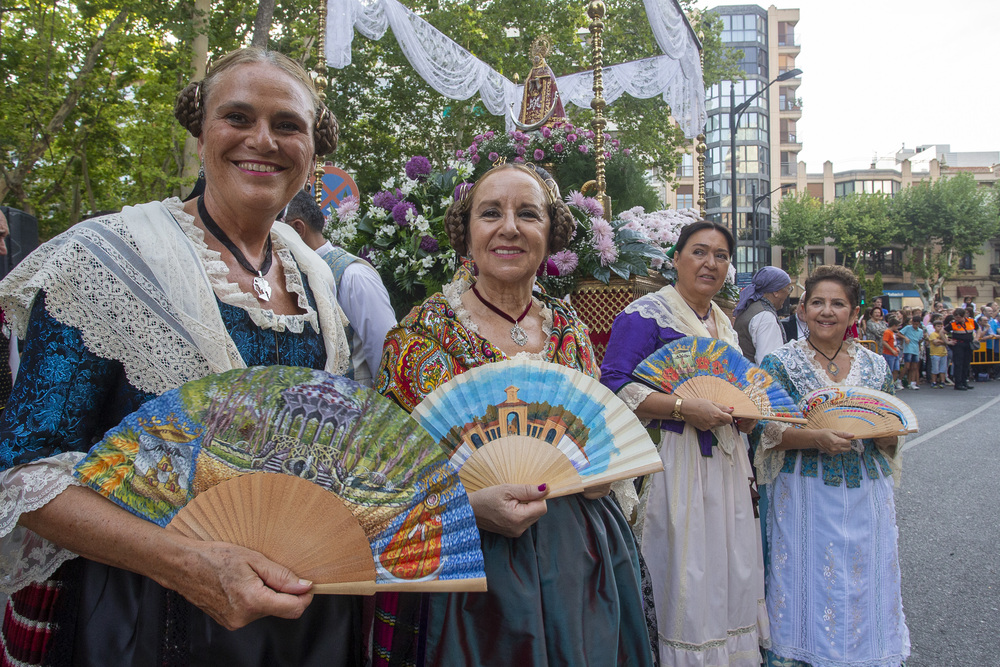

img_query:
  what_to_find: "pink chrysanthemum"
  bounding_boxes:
[335,195,360,221]
[551,250,579,275]
[594,236,618,266]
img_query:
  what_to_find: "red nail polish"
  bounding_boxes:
[538,484,547,492]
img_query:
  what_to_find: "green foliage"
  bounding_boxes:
[4,0,728,238]
[770,191,822,284]
[823,192,895,275]
[889,173,1000,304]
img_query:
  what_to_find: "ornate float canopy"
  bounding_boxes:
[323,0,706,139]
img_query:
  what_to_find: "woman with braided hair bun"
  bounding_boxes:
[0,48,364,665]
[372,162,653,666]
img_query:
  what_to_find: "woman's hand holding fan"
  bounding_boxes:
[801,386,918,441]
[468,483,550,538]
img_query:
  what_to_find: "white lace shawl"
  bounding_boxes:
[754,338,904,486]
[0,198,350,593]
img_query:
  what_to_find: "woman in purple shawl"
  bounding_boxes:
[601,221,769,666]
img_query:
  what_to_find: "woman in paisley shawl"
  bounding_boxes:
[373,163,651,666]
[601,220,769,666]
[755,265,909,667]
[0,48,364,666]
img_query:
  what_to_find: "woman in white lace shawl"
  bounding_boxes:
[600,221,769,667]
[0,48,365,666]
[755,265,909,667]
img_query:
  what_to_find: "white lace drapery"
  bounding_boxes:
[325,0,706,137]
[326,0,520,126]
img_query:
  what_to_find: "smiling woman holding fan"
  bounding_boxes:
[755,264,910,667]
[373,162,652,666]
[0,48,362,666]
[601,220,770,666]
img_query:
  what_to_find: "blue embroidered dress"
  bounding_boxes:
[756,339,910,667]
[0,200,360,667]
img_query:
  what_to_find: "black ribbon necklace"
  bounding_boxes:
[198,196,273,301]
[807,336,844,375]
[471,284,532,346]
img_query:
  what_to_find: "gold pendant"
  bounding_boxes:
[828,361,839,374]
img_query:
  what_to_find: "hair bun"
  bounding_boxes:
[174,81,203,137]
[315,105,339,156]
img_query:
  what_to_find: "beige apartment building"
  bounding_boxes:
[660,2,999,306]
[785,145,1000,308]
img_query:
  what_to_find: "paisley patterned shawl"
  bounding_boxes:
[376,280,596,413]
[755,338,901,487]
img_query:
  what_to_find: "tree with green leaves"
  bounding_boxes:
[769,191,822,292]
[823,192,896,277]
[889,173,1000,307]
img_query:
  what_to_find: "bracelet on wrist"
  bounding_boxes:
[670,397,685,421]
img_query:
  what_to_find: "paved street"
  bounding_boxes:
[895,377,1000,666]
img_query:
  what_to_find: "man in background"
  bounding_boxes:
[284,191,395,386]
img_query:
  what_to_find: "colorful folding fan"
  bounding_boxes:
[633,336,808,424]
[409,359,663,498]
[801,386,918,440]
[74,366,486,595]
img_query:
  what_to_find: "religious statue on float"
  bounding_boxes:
[512,36,568,131]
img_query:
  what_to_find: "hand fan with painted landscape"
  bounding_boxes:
[74,366,486,595]
[802,386,918,440]
[409,359,662,498]
[633,336,807,424]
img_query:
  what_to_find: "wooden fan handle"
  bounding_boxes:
[731,411,808,425]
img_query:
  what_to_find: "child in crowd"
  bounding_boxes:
[928,319,949,387]
[883,316,903,390]
[899,315,926,389]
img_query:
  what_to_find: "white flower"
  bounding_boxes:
[441,196,454,209]
[381,177,396,189]
[379,223,397,238]
[399,178,418,196]
[369,207,388,221]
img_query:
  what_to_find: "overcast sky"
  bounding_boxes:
[696,0,1000,173]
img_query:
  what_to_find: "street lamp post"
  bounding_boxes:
[729,68,802,269]
[751,184,785,269]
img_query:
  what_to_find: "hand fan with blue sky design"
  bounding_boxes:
[410,359,662,498]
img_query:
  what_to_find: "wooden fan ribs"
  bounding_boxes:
[411,360,663,500]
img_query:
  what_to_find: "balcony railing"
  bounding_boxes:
[780,133,800,144]
[778,34,798,47]
[778,100,802,112]
[780,163,796,177]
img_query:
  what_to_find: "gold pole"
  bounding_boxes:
[313,0,329,205]
[696,134,707,218]
[588,1,610,220]
[696,31,706,218]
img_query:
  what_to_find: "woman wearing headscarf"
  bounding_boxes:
[733,266,792,364]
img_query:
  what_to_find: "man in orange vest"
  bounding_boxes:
[947,308,976,391]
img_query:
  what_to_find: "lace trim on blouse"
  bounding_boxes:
[756,339,902,486]
[166,199,318,334]
[0,453,85,594]
[442,276,554,361]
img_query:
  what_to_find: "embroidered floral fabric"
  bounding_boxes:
[754,339,899,487]
[757,338,910,667]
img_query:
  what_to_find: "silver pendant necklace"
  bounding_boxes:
[198,196,273,301]
[807,336,844,375]
[471,284,532,346]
